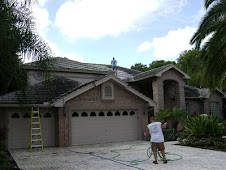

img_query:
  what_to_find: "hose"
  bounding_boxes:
[66,128,183,169]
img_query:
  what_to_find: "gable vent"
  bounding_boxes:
[105,86,112,97]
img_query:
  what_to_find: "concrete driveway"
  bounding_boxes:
[10,141,226,170]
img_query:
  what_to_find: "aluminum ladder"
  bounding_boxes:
[29,107,43,152]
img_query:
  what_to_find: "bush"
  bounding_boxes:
[156,107,188,123]
[183,115,225,138]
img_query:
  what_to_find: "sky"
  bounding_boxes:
[26,0,206,68]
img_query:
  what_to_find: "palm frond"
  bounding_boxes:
[191,1,226,47]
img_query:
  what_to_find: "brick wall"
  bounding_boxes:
[56,80,149,146]
[185,99,204,116]
[55,108,70,147]
[204,93,223,117]
[153,69,186,113]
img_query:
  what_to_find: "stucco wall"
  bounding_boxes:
[27,70,102,85]
[56,80,149,147]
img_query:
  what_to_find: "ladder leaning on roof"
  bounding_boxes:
[29,106,43,152]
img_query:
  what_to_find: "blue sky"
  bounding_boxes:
[28,0,206,68]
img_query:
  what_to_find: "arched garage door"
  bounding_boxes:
[71,110,139,145]
[8,111,55,149]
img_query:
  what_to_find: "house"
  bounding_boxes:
[0,57,225,149]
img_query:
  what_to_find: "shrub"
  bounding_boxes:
[183,115,225,138]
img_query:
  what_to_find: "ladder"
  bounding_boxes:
[29,107,43,152]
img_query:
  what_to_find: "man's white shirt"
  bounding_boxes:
[147,122,164,143]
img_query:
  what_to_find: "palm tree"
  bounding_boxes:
[190,0,226,91]
[0,0,52,95]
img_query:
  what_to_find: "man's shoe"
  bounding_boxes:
[163,160,167,164]
[153,161,158,164]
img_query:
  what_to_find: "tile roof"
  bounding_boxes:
[131,64,172,81]
[24,57,141,80]
[25,57,111,72]
[184,85,210,98]
[0,77,80,104]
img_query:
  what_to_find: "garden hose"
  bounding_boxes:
[110,128,183,165]
[66,128,183,169]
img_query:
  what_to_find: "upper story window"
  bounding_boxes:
[102,82,114,100]
[34,71,44,80]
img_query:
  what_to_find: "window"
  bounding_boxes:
[90,112,96,117]
[44,113,51,118]
[130,111,135,115]
[185,103,190,114]
[23,113,30,118]
[99,112,105,116]
[81,112,88,117]
[72,112,79,117]
[115,111,120,116]
[12,113,20,118]
[123,111,128,116]
[102,83,114,100]
[107,112,113,116]
[34,71,44,80]
[210,102,219,116]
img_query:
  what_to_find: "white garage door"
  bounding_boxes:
[8,110,55,149]
[71,110,139,145]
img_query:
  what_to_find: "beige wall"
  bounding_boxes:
[27,70,102,85]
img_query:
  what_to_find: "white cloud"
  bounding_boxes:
[63,53,84,62]
[45,40,84,62]
[38,0,47,7]
[32,6,51,36]
[55,0,188,40]
[138,26,196,60]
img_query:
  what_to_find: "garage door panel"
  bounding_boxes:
[8,111,55,149]
[72,110,139,145]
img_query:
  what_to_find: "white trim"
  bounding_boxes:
[101,82,114,100]
[52,74,156,107]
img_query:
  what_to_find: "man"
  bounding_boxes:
[111,57,117,71]
[146,117,167,164]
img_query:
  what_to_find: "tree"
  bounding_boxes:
[131,63,148,72]
[190,0,226,91]
[149,60,175,69]
[177,49,204,87]
[0,0,52,95]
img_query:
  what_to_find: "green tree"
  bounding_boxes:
[0,0,52,95]
[177,49,204,87]
[149,60,175,69]
[131,63,148,72]
[190,0,226,91]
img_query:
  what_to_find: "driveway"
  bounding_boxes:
[10,141,226,170]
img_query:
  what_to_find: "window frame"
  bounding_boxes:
[101,82,114,100]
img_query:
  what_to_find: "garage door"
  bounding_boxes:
[71,110,139,145]
[8,111,55,149]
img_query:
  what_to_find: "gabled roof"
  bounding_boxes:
[0,75,155,107]
[130,64,191,82]
[184,85,226,98]
[53,74,156,107]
